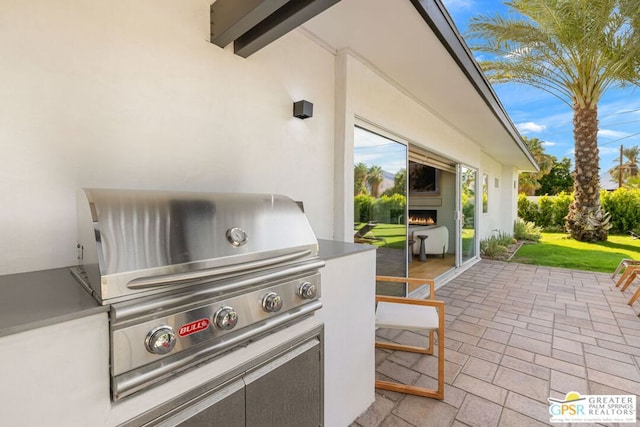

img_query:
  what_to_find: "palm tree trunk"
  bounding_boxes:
[565,105,610,241]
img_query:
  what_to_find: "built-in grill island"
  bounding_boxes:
[72,189,325,425]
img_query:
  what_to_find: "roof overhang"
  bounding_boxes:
[302,0,539,171]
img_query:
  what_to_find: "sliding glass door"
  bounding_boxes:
[457,165,478,265]
[353,126,407,293]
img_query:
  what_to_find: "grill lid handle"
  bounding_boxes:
[126,249,312,289]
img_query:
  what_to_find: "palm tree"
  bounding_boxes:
[367,165,384,198]
[354,162,369,195]
[468,0,640,241]
[518,173,540,196]
[518,137,554,195]
[609,146,640,187]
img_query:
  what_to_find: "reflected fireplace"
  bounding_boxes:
[409,209,437,226]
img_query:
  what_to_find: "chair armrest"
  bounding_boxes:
[376,276,435,300]
[376,295,444,310]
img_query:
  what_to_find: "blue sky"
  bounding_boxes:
[442,0,640,189]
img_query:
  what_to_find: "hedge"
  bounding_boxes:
[518,189,640,234]
[601,189,640,234]
[517,192,573,230]
[354,194,406,224]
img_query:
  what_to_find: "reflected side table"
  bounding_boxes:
[417,235,428,262]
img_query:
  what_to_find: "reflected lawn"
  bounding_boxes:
[354,223,406,250]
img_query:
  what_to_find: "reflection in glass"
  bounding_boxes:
[461,166,477,264]
[482,173,489,213]
[353,126,407,295]
[408,161,439,195]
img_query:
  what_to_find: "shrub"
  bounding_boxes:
[480,230,514,258]
[372,194,406,224]
[537,195,554,228]
[517,192,573,231]
[551,192,572,229]
[601,189,640,234]
[514,217,542,242]
[354,194,406,224]
[480,237,508,258]
[517,194,537,223]
[494,230,514,246]
[354,194,375,223]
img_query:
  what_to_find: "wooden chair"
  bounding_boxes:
[374,275,445,400]
[618,266,640,292]
[618,269,640,308]
[612,259,640,287]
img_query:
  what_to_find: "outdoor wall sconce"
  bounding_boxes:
[293,100,313,119]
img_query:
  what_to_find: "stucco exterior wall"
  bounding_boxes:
[479,154,521,240]
[0,0,336,274]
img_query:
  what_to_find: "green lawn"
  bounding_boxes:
[354,223,406,249]
[510,232,640,273]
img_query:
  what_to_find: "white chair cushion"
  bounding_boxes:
[376,301,439,332]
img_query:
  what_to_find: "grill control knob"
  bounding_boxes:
[213,306,238,330]
[298,281,317,300]
[262,292,283,313]
[145,326,177,355]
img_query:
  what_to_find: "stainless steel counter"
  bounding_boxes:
[0,267,107,337]
[0,240,372,338]
[317,239,375,260]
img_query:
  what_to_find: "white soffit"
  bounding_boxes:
[302,0,537,171]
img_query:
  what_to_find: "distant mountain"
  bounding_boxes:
[364,169,397,195]
[379,170,396,194]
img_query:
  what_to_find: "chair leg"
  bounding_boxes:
[612,259,629,279]
[375,331,444,400]
[628,286,640,306]
[620,271,639,292]
[616,269,631,288]
[375,380,443,399]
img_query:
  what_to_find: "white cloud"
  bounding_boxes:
[598,129,628,139]
[516,121,546,133]
[541,141,557,147]
[598,145,621,155]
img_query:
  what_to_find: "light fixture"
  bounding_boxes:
[293,100,313,119]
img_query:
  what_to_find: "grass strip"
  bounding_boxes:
[510,232,640,273]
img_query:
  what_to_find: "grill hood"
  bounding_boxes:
[75,188,319,304]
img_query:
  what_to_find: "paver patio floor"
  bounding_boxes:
[353,259,640,427]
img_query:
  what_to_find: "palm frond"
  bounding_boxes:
[466,0,640,107]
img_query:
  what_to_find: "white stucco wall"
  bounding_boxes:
[0,0,336,274]
[479,153,520,240]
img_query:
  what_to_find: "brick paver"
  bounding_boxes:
[352,260,640,427]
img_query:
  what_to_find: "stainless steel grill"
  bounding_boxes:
[71,188,324,402]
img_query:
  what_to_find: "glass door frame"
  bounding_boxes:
[455,164,480,267]
[353,121,409,293]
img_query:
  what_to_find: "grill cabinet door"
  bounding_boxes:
[170,380,245,427]
[244,338,322,427]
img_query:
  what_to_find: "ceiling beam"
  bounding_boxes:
[210,0,341,58]
[210,0,290,48]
